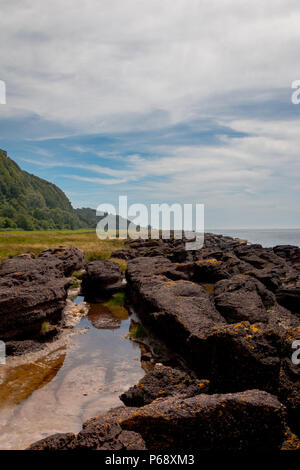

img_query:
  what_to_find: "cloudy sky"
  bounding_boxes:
[1,0,300,228]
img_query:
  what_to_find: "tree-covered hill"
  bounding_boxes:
[0,149,94,230]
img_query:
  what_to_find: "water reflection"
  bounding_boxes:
[0,348,66,405]
[0,293,145,450]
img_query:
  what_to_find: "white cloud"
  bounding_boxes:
[24,119,300,208]
[2,1,300,227]
[1,0,300,133]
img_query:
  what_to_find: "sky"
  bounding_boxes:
[0,0,300,229]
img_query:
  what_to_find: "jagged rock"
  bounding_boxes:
[81,260,123,300]
[38,246,86,276]
[244,267,283,292]
[28,433,75,450]
[119,389,285,451]
[0,256,69,342]
[279,326,300,435]
[276,287,300,314]
[274,245,300,271]
[194,259,230,282]
[120,363,210,406]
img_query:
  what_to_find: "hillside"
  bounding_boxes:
[0,149,92,230]
[74,207,137,230]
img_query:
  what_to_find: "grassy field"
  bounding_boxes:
[0,230,127,269]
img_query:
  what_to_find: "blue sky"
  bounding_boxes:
[1,0,300,228]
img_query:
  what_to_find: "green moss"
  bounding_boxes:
[129,324,147,339]
[72,270,84,280]
[40,321,50,335]
[105,292,125,307]
[69,277,81,289]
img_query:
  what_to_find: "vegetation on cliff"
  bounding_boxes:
[0,149,94,230]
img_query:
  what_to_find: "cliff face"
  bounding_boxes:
[0,149,91,230]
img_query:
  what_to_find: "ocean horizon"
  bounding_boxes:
[209,228,300,248]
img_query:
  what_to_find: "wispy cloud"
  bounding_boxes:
[1,1,300,227]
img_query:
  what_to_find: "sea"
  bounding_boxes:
[208,228,300,248]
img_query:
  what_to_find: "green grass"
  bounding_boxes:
[0,229,126,262]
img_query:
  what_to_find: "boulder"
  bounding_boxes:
[120,363,210,406]
[38,246,86,276]
[120,389,285,451]
[81,260,123,300]
[0,256,69,342]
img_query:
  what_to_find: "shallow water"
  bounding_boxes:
[0,296,145,450]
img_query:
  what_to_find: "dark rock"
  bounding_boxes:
[81,260,123,300]
[117,430,147,450]
[110,249,136,260]
[244,268,283,292]
[193,259,230,282]
[126,257,226,363]
[274,245,300,270]
[29,407,147,450]
[120,363,210,406]
[213,274,276,324]
[126,257,294,394]
[0,256,69,342]
[29,390,285,451]
[38,246,86,276]
[5,339,46,356]
[276,287,300,314]
[278,326,300,435]
[120,389,286,451]
[190,322,282,394]
[28,433,75,450]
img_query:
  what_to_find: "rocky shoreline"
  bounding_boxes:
[0,234,299,450]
